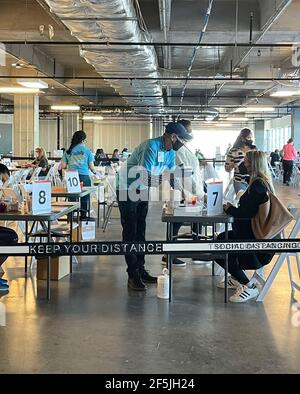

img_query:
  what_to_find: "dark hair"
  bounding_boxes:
[178,119,192,129]
[288,138,294,144]
[66,130,86,154]
[96,148,104,155]
[233,128,252,149]
[0,163,10,176]
[122,148,128,153]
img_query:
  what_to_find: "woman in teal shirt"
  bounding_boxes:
[61,130,95,219]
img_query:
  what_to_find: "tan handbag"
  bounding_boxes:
[251,178,294,239]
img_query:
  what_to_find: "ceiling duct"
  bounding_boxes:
[44,0,163,113]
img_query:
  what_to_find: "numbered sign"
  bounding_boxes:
[32,181,51,214]
[65,171,81,193]
[207,180,223,215]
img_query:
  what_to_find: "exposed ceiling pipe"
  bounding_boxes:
[216,0,293,108]
[2,41,298,48]
[158,0,172,70]
[179,0,214,111]
[44,0,163,113]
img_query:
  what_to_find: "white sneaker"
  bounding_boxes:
[230,284,259,303]
[217,277,240,289]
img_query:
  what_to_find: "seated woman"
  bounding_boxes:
[0,226,18,291]
[215,150,275,303]
[28,147,49,177]
[0,163,10,186]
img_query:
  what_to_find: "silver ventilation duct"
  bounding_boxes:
[44,0,163,112]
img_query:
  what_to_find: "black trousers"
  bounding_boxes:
[282,160,294,184]
[0,226,18,266]
[117,193,149,278]
[214,231,274,285]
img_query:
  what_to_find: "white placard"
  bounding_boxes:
[207,180,223,215]
[65,171,81,193]
[32,181,51,214]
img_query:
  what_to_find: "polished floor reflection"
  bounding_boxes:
[0,182,300,373]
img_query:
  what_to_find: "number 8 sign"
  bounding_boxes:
[32,181,52,214]
[65,171,81,193]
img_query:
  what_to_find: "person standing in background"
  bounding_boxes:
[225,128,255,194]
[282,138,296,186]
[61,130,96,219]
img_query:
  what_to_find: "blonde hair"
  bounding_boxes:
[245,150,275,193]
[35,147,47,161]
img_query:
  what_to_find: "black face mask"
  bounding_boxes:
[245,139,253,147]
[172,139,184,151]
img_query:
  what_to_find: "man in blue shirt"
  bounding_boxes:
[117,122,192,291]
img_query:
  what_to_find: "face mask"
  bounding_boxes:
[172,139,184,151]
[245,139,253,147]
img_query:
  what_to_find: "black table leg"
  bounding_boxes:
[25,221,28,274]
[224,222,229,303]
[212,224,215,276]
[47,221,51,301]
[167,222,173,302]
[70,212,73,274]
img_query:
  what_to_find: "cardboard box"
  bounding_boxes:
[37,256,70,281]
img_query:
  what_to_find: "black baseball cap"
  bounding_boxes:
[165,122,193,141]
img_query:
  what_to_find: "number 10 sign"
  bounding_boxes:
[65,171,81,193]
[207,180,223,215]
[32,181,52,214]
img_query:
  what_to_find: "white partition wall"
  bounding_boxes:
[84,119,151,153]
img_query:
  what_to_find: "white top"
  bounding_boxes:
[176,145,204,200]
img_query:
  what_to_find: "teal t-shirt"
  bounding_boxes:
[117,137,176,190]
[62,143,94,176]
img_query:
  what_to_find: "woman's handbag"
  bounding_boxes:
[251,178,294,239]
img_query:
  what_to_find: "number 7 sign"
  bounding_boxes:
[207,180,223,215]
[32,181,52,214]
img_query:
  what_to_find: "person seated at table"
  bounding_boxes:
[214,150,275,303]
[28,147,49,177]
[0,226,18,292]
[94,148,108,166]
[0,163,10,186]
[61,130,96,220]
[112,149,119,159]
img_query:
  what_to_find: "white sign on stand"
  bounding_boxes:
[65,171,81,193]
[32,181,51,214]
[207,180,223,215]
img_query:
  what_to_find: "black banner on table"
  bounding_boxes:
[0,239,300,256]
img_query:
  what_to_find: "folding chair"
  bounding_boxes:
[102,175,118,232]
[256,209,300,302]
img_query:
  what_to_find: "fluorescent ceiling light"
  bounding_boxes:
[51,105,80,111]
[0,87,40,94]
[83,115,104,120]
[17,79,48,89]
[215,123,233,127]
[225,117,249,121]
[270,90,300,97]
[234,106,275,113]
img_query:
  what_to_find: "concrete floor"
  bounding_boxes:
[1,180,300,373]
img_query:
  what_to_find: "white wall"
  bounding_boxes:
[84,119,151,154]
[265,115,291,152]
[39,119,59,155]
